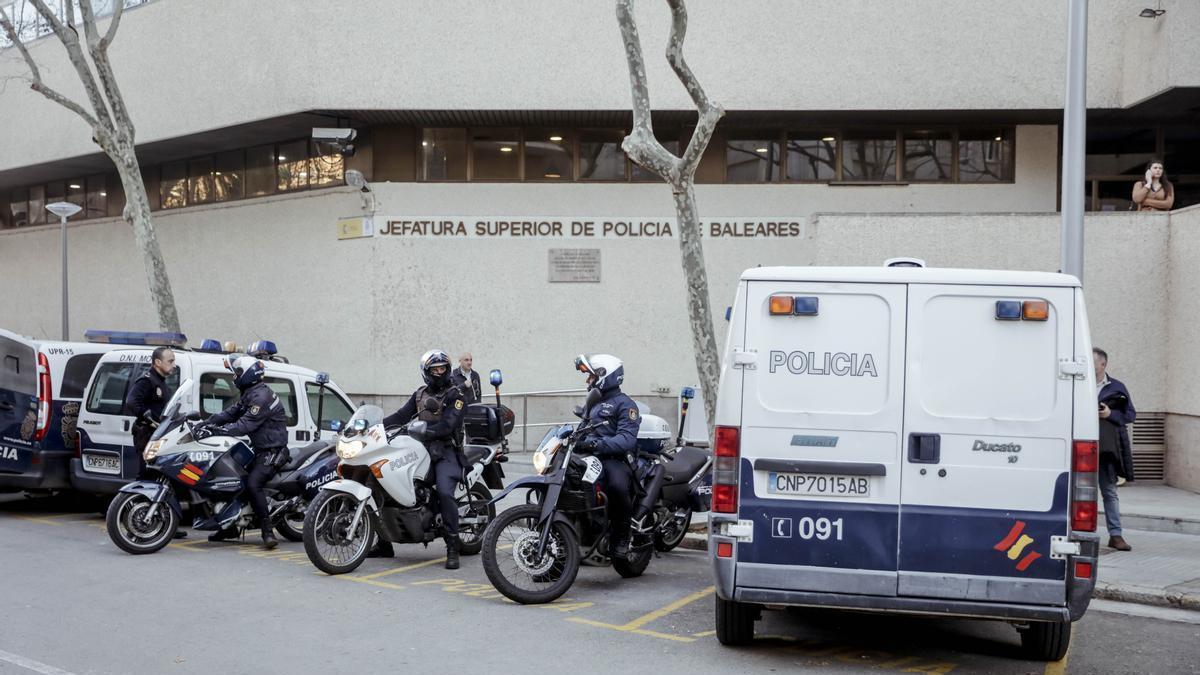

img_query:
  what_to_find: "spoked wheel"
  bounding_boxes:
[457,482,494,556]
[481,504,579,604]
[106,492,179,555]
[303,491,373,575]
[654,506,693,552]
[275,501,306,542]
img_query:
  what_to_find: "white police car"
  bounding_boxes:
[71,333,356,496]
[709,261,1099,661]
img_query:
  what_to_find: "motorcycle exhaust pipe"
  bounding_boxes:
[632,463,666,522]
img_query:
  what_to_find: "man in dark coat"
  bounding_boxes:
[1095,347,1136,551]
[451,353,482,405]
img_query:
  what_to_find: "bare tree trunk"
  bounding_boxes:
[0,0,181,333]
[615,0,724,436]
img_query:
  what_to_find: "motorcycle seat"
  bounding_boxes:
[662,446,709,485]
[462,444,491,465]
[283,440,333,471]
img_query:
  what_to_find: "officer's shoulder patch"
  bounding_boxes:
[155,387,162,397]
[250,404,261,416]
[454,399,464,410]
[629,408,639,420]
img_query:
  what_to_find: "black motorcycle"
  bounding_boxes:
[106,378,339,554]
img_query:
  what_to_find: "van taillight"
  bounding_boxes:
[34,352,52,442]
[1071,440,1098,531]
[713,426,740,513]
[73,430,82,458]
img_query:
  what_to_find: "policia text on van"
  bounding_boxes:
[708,263,1099,663]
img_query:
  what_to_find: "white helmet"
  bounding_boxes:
[575,353,624,393]
[228,355,265,390]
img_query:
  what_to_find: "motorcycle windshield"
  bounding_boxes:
[343,405,384,438]
[536,424,573,453]
[151,378,194,442]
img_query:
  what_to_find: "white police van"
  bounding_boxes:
[71,333,356,496]
[0,329,119,492]
[709,262,1099,661]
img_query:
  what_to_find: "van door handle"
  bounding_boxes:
[0,402,13,411]
[123,420,130,432]
[907,433,941,464]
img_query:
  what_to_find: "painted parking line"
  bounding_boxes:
[1044,641,1072,675]
[0,648,77,675]
[568,585,715,643]
[358,557,447,579]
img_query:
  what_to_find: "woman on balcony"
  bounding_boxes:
[1133,160,1175,212]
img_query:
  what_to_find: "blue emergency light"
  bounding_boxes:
[681,386,696,400]
[247,340,278,357]
[197,339,223,353]
[995,300,1023,320]
[85,329,187,347]
[793,296,819,316]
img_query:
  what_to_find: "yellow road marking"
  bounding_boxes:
[622,585,715,630]
[567,619,698,643]
[1044,639,1072,675]
[692,629,716,637]
[7,514,65,526]
[334,576,407,591]
[167,541,210,552]
[359,557,446,579]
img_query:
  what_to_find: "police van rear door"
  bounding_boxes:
[0,332,38,475]
[897,283,1074,606]
[738,280,907,596]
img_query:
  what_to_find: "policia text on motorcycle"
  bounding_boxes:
[193,357,289,549]
[384,350,469,569]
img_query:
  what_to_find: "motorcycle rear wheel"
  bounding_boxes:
[481,504,580,605]
[613,542,653,578]
[654,506,693,552]
[106,492,179,555]
[303,491,372,575]
[457,482,494,556]
[275,502,306,542]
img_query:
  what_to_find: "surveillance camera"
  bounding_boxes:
[312,127,357,143]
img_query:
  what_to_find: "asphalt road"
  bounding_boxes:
[1,489,1198,675]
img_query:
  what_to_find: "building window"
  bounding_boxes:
[842,130,897,181]
[214,150,245,201]
[421,128,467,181]
[579,130,626,181]
[188,157,215,205]
[726,134,782,182]
[85,174,106,219]
[903,131,954,182]
[276,140,309,192]
[309,141,344,188]
[630,132,681,181]
[525,129,573,181]
[471,128,521,180]
[160,162,187,209]
[6,188,28,228]
[245,144,276,198]
[66,179,86,211]
[786,132,837,182]
[27,185,45,225]
[960,129,1014,183]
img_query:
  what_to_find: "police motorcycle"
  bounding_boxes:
[105,378,340,554]
[302,370,512,575]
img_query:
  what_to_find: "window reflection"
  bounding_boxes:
[727,136,781,182]
[188,157,214,205]
[246,145,276,198]
[277,140,309,192]
[66,179,86,210]
[214,150,245,201]
[160,162,187,209]
[309,142,344,188]
[959,130,1013,183]
[579,130,626,181]
[842,131,897,181]
[525,129,572,181]
[7,188,28,228]
[85,174,106,219]
[421,128,467,180]
[28,185,45,225]
[472,128,521,180]
[903,131,953,181]
[786,133,837,181]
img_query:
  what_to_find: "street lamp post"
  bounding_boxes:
[46,201,82,340]
[1061,0,1088,284]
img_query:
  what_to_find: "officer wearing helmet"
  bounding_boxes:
[193,356,288,549]
[574,353,642,559]
[383,350,468,569]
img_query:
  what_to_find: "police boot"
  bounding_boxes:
[612,529,632,561]
[208,524,239,543]
[261,522,278,551]
[444,535,461,570]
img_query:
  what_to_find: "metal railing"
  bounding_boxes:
[0,0,149,48]
[503,388,587,452]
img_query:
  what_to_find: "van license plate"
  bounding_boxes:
[767,472,870,498]
[83,453,121,475]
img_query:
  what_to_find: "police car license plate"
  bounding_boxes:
[83,453,121,475]
[767,472,870,498]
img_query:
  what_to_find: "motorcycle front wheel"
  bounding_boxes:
[106,492,179,555]
[481,504,580,605]
[303,491,373,575]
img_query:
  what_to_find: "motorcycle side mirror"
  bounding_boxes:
[186,411,203,421]
[330,420,343,432]
[489,369,503,387]
[572,405,585,418]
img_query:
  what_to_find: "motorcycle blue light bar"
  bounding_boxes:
[995,300,1022,320]
[247,340,278,356]
[85,329,187,347]
[793,297,819,316]
[681,386,696,400]
[197,339,223,353]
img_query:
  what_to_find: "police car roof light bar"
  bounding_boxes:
[85,329,188,347]
[198,339,223,353]
[247,340,278,356]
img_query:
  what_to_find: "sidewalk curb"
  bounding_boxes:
[1093,581,1200,611]
[1110,513,1200,536]
[679,532,707,552]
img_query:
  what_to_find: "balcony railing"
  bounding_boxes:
[0,0,148,48]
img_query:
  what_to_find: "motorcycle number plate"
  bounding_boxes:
[581,456,603,484]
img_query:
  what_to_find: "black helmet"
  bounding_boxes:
[420,349,452,389]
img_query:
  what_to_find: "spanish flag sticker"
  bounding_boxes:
[178,463,204,486]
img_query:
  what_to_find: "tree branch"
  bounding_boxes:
[104,0,125,48]
[26,0,117,131]
[0,5,102,130]
[79,0,134,140]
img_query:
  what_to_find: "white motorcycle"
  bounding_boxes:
[303,372,512,575]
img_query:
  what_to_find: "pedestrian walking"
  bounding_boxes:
[1094,347,1136,551]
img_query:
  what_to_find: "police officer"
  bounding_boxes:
[573,353,641,559]
[123,346,185,539]
[193,356,288,550]
[384,350,467,569]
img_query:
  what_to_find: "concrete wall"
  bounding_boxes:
[2,0,1194,172]
[1166,204,1200,491]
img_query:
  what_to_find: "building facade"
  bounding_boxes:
[2,1,1199,486]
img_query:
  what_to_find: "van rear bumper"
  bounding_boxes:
[733,586,1070,623]
[68,458,131,495]
[0,450,72,491]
